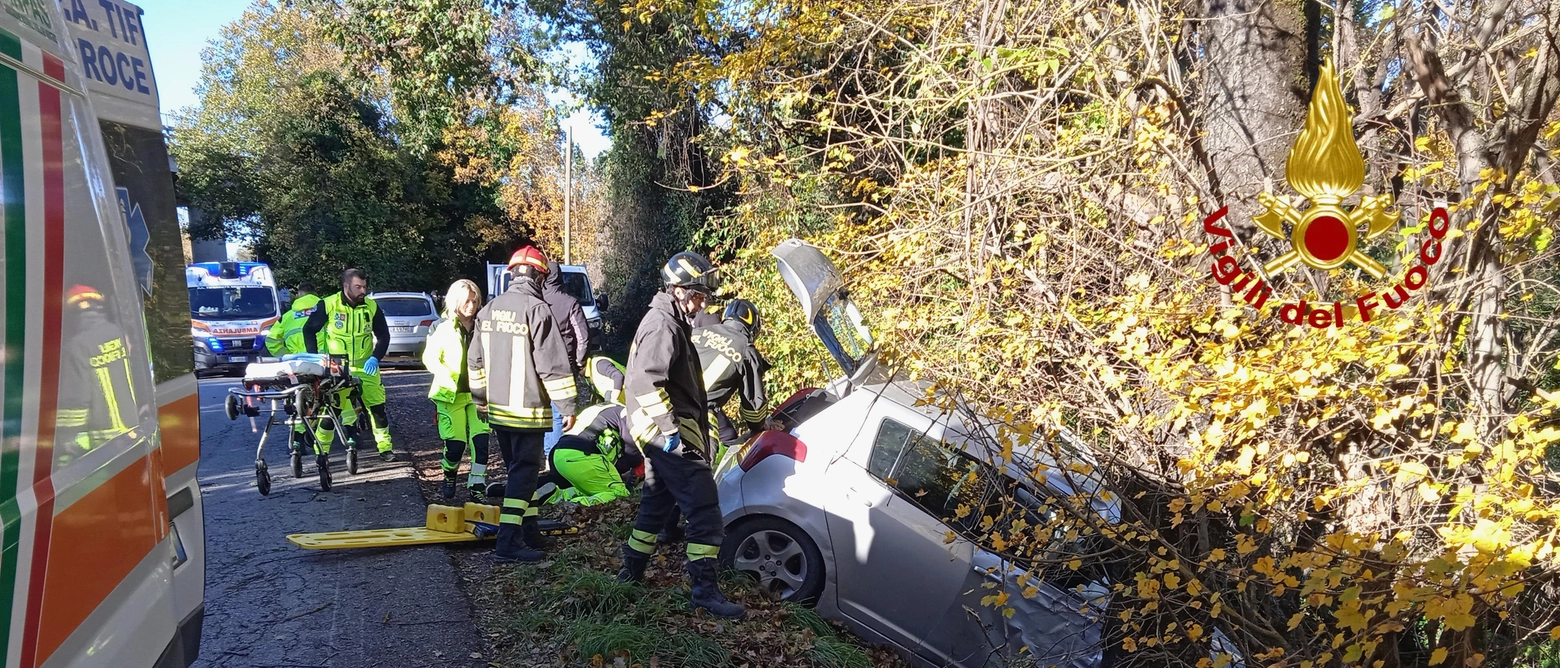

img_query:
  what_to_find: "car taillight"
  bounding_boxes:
[739,430,807,472]
[418,319,434,327]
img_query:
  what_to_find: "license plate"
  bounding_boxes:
[226,356,248,363]
[390,326,412,333]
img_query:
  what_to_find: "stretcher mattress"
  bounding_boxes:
[244,358,329,381]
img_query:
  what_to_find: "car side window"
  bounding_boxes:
[867,418,914,477]
[868,418,993,535]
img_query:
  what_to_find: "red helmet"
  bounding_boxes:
[66,285,104,308]
[508,246,549,274]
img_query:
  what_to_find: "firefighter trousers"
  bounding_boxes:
[494,428,545,557]
[627,443,723,563]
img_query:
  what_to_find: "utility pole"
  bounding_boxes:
[564,125,573,265]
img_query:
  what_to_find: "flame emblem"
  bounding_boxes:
[1254,59,1397,278]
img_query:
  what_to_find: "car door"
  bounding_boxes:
[823,406,976,653]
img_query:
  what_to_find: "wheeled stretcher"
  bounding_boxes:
[224,354,366,495]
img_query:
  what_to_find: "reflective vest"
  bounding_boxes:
[584,355,626,405]
[267,293,322,356]
[323,293,380,364]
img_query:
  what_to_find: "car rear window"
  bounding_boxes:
[377,297,434,317]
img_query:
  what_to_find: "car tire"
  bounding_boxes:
[721,516,825,605]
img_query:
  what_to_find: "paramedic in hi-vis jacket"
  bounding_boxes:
[615,251,746,620]
[425,279,492,501]
[469,246,579,563]
[266,282,334,462]
[304,268,395,471]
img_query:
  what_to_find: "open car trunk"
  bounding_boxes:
[772,239,878,397]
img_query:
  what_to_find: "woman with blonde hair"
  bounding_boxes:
[423,278,491,499]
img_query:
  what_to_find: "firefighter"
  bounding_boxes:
[56,285,137,460]
[425,279,491,500]
[616,251,745,620]
[265,281,336,460]
[470,246,579,562]
[658,299,770,544]
[534,402,642,507]
[694,298,770,462]
[584,354,626,404]
[304,268,395,473]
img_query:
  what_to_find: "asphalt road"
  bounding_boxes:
[191,369,489,668]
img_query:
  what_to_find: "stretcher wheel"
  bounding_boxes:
[256,461,271,496]
[318,458,332,492]
[225,395,240,421]
[291,451,304,479]
[347,447,359,475]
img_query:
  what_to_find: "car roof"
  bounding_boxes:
[369,292,433,299]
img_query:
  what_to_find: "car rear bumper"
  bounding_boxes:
[384,337,425,357]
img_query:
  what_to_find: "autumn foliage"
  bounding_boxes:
[619,0,1560,664]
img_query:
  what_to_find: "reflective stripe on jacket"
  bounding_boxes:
[303,292,389,366]
[624,292,708,451]
[468,278,578,429]
[424,317,473,403]
[692,320,769,429]
[266,293,322,356]
[585,354,626,404]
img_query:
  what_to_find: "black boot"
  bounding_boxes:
[487,482,506,500]
[493,524,544,563]
[522,517,555,550]
[468,485,486,503]
[441,473,457,500]
[617,545,650,583]
[687,559,745,619]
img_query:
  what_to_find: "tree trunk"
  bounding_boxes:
[1196,0,1309,224]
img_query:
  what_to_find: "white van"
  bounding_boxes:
[0,2,204,668]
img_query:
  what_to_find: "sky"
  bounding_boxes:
[135,0,611,158]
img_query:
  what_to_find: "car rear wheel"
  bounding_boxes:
[721,516,824,604]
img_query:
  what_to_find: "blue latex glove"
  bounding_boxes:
[362,357,380,375]
[660,432,683,455]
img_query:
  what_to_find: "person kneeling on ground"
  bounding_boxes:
[533,402,643,507]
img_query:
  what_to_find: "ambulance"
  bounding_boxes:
[0,1,205,667]
[186,261,280,374]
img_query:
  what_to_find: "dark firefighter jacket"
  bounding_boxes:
[692,320,770,431]
[469,278,578,429]
[625,292,709,452]
[58,308,138,452]
[542,263,590,371]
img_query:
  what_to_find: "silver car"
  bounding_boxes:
[716,240,1118,668]
[368,292,438,361]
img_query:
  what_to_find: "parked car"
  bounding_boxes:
[368,292,438,361]
[716,239,1118,668]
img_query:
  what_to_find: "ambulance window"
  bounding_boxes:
[48,86,155,469]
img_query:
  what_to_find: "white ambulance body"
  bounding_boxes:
[0,2,205,668]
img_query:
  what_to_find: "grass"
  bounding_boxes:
[471,502,898,668]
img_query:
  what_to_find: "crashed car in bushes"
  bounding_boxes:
[715,239,1120,668]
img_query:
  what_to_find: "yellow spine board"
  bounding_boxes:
[285,503,504,550]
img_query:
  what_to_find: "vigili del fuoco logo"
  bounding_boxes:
[1201,59,1452,329]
